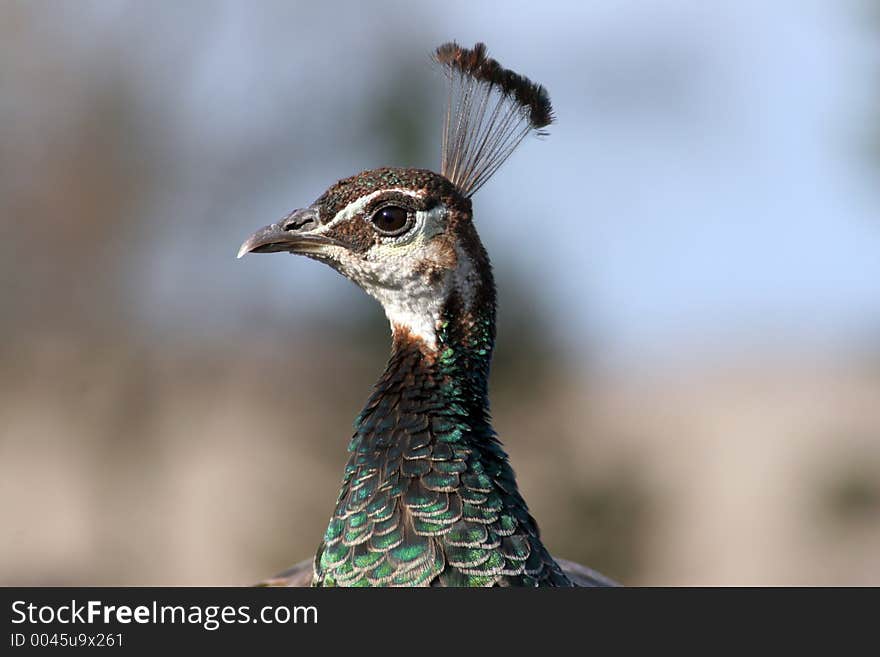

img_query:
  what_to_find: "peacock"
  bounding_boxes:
[238,42,616,587]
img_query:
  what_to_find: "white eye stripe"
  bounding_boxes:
[313,188,421,235]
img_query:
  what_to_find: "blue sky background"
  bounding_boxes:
[25,0,880,371]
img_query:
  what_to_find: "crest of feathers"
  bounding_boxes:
[434,42,554,197]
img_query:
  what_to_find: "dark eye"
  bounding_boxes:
[371,206,411,235]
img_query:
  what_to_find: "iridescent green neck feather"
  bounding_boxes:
[313,272,572,587]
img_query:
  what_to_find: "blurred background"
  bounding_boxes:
[1,0,879,586]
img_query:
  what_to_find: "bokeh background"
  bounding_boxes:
[2,0,879,586]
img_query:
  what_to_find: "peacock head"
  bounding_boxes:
[237,42,553,351]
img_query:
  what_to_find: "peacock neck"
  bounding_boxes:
[388,288,496,419]
[315,249,570,586]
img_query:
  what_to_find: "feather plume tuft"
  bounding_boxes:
[434,42,554,196]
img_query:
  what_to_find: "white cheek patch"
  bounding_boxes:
[319,199,478,352]
[336,204,453,350]
[378,280,449,350]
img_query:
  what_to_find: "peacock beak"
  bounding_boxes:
[237,207,341,258]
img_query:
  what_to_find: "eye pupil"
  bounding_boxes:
[372,206,409,234]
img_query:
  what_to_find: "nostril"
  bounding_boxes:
[281,210,316,232]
